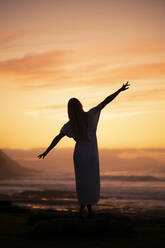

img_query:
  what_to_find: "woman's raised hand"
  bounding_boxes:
[120,82,130,91]
[38,152,47,159]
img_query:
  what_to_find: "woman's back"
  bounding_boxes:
[60,101,104,142]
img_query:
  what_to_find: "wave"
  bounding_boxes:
[101,175,165,182]
[1,174,165,184]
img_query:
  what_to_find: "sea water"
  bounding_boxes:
[0,170,165,211]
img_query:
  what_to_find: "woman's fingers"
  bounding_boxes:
[125,82,130,86]
[124,82,130,89]
[38,154,43,159]
[120,81,130,91]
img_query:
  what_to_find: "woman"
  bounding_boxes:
[38,82,130,218]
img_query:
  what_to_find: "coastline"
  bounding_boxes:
[1,189,165,217]
[1,189,165,248]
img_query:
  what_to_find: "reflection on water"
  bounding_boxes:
[40,197,77,202]
[16,202,77,212]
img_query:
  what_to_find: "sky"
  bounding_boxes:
[0,0,165,150]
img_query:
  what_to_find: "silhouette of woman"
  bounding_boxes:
[38,82,130,218]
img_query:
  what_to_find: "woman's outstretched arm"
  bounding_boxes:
[38,132,65,159]
[97,82,130,110]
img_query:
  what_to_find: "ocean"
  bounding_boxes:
[0,170,165,212]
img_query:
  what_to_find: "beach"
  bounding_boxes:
[0,189,165,248]
[0,172,165,247]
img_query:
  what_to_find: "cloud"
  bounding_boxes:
[0,50,70,74]
[1,46,165,79]
[0,43,165,93]
[125,88,165,102]
[102,63,165,81]
[112,37,165,56]
[0,31,28,44]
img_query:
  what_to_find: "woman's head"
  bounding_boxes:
[67,98,83,120]
[67,98,88,141]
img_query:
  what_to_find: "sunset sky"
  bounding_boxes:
[1,0,165,150]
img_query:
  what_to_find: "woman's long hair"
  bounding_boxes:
[68,98,88,141]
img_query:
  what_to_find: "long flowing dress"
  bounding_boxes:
[60,102,104,205]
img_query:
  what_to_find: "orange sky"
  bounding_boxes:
[0,0,165,149]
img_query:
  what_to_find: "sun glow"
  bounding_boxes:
[0,0,165,149]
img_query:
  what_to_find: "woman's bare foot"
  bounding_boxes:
[79,204,86,220]
[87,204,93,218]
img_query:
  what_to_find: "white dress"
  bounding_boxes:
[60,102,104,205]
